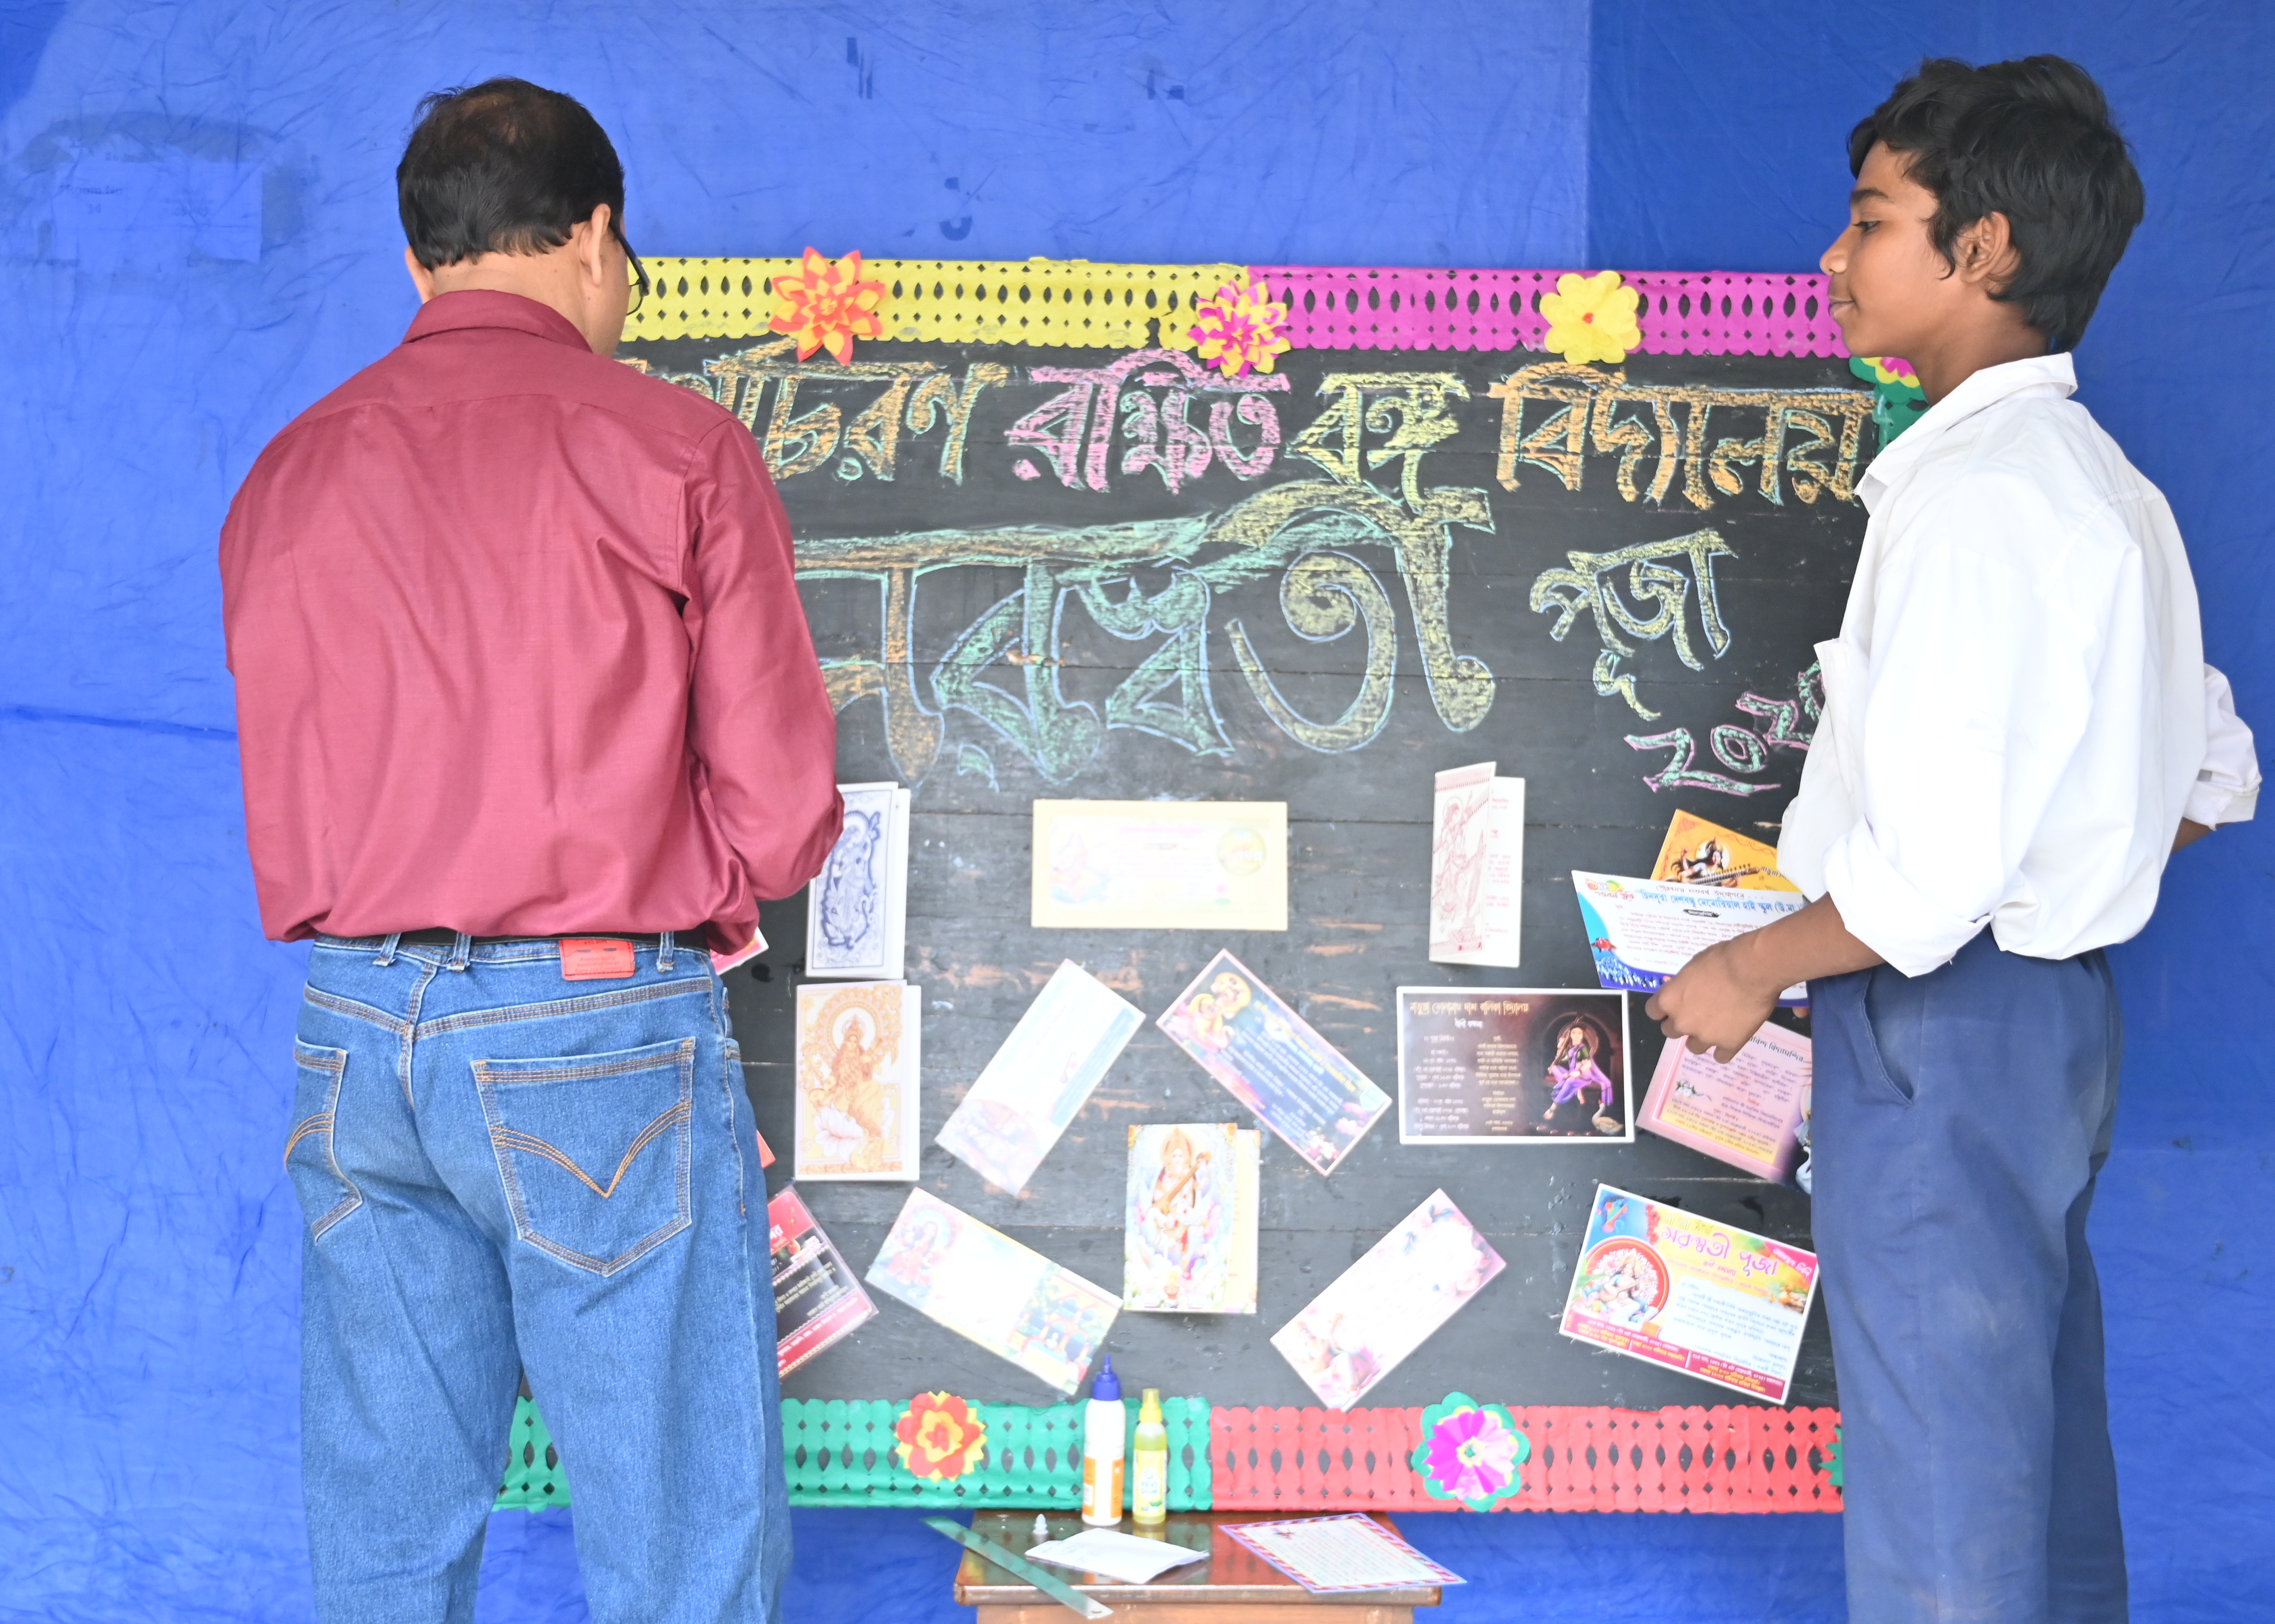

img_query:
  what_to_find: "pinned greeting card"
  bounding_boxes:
[794,980,921,1180]
[1429,763,1524,967]
[1123,1123,1260,1314]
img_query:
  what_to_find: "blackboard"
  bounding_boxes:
[621,330,1873,1411]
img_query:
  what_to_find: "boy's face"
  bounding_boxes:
[1821,142,1972,363]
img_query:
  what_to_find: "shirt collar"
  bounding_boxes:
[1857,352,2077,511]
[403,289,592,351]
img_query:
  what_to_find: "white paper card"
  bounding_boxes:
[1429,763,1523,967]
[1026,1529,1212,1584]
[806,782,910,979]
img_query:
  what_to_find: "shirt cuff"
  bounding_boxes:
[1820,821,1987,978]
[2184,774,2259,828]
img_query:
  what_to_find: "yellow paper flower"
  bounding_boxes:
[1539,270,1642,365]
[1181,277,1294,379]
[893,1392,988,1481]
[1859,355,1919,387]
[768,247,887,364]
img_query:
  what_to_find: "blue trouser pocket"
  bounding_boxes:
[473,1036,695,1277]
[285,1041,362,1240]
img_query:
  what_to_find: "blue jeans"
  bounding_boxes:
[285,931,788,1624]
[1812,932,2125,1624]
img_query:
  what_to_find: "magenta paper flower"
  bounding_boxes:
[1411,1392,1528,1512]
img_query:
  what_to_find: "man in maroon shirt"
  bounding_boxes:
[220,80,840,1624]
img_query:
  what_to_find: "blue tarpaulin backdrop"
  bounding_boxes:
[3,3,2268,1620]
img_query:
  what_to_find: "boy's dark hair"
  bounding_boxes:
[397,78,628,269]
[1850,56,2144,351]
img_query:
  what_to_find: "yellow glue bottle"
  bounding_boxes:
[1080,1357,1125,1525]
[1131,1388,1169,1526]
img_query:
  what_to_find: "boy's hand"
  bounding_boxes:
[1646,895,1887,1062]
[1645,938,1780,1063]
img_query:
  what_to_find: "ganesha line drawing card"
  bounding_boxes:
[805,781,909,979]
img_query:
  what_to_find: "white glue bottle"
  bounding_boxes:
[1080,1357,1126,1525]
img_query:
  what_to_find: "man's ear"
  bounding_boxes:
[404,245,438,303]
[573,203,614,288]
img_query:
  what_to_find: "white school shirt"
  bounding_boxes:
[1778,353,2260,977]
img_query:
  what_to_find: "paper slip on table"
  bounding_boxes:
[950,1511,1444,1624]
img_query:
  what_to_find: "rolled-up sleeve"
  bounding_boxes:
[2186,665,2260,827]
[1820,478,2108,976]
[681,420,845,904]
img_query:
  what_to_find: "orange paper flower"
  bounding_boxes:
[768,247,887,363]
[1184,277,1294,379]
[893,1392,988,1481]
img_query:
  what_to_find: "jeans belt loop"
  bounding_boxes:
[447,931,473,972]
[374,931,402,968]
[657,929,677,971]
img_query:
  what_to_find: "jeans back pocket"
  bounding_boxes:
[473,1037,695,1276]
[284,1043,362,1240]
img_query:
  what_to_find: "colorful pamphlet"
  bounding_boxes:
[1032,799,1288,931]
[936,960,1144,1193]
[1639,1023,1814,1182]
[806,781,911,979]
[1559,1184,1819,1402]
[1122,1123,1260,1313]
[711,925,768,976]
[1396,987,1631,1143]
[1157,949,1391,1176]
[1570,871,1808,1004]
[1223,1514,1465,1594]
[1650,809,1798,892]
[866,1188,1120,1395]
[1428,763,1524,967]
[767,1187,877,1377]
[794,980,921,1180]
[1271,1190,1505,1409]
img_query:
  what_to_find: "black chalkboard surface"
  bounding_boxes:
[621,331,1873,1410]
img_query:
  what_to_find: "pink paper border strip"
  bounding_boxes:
[1250,267,1847,358]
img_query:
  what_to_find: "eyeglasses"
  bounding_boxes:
[624,243,649,314]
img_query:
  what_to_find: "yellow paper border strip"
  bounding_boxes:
[627,257,1245,347]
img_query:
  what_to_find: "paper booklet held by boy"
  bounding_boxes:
[865,1189,1119,1395]
[805,781,910,980]
[935,960,1143,1194]
[1428,763,1524,967]
[1571,871,1809,1004]
[766,1187,877,1378]
[1650,809,1798,893]
[1122,1123,1260,1313]
[793,981,920,1180]
[1638,1022,1813,1183]
[1271,1190,1504,1410]
[1157,949,1390,1176]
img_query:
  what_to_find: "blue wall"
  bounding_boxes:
[2,3,2265,1620]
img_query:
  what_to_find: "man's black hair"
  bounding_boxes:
[1850,56,2144,351]
[398,78,628,269]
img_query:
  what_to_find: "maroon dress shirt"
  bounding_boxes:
[220,290,843,953]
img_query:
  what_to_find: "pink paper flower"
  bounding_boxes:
[1411,1392,1528,1511]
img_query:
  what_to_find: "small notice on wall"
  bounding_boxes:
[1272,1190,1504,1409]
[1428,764,1524,967]
[1559,1184,1818,1403]
[794,980,921,1180]
[1032,799,1288,931]
[767,1188,877,1377]
[866,1188,1120,1395]
[806,781,910,980]
[1397,987,1631,1142]
[1638,1023,1812,1182]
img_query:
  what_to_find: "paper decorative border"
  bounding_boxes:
[625,256,1846,358]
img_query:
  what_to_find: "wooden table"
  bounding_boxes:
[951,1510,1443,1624]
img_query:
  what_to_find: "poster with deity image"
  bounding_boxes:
[794,980,921,1180]
[1122,1123,1260,1314]
[1396,987,1631,1143]
[805,781,910,979]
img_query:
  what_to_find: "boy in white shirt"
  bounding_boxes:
[1647,56,2259,1624]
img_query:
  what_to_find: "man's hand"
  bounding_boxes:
[1645,894,1886,1062]
[2173,817,2212,855]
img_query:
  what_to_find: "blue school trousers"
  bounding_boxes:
[1811,931,2126,1624]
